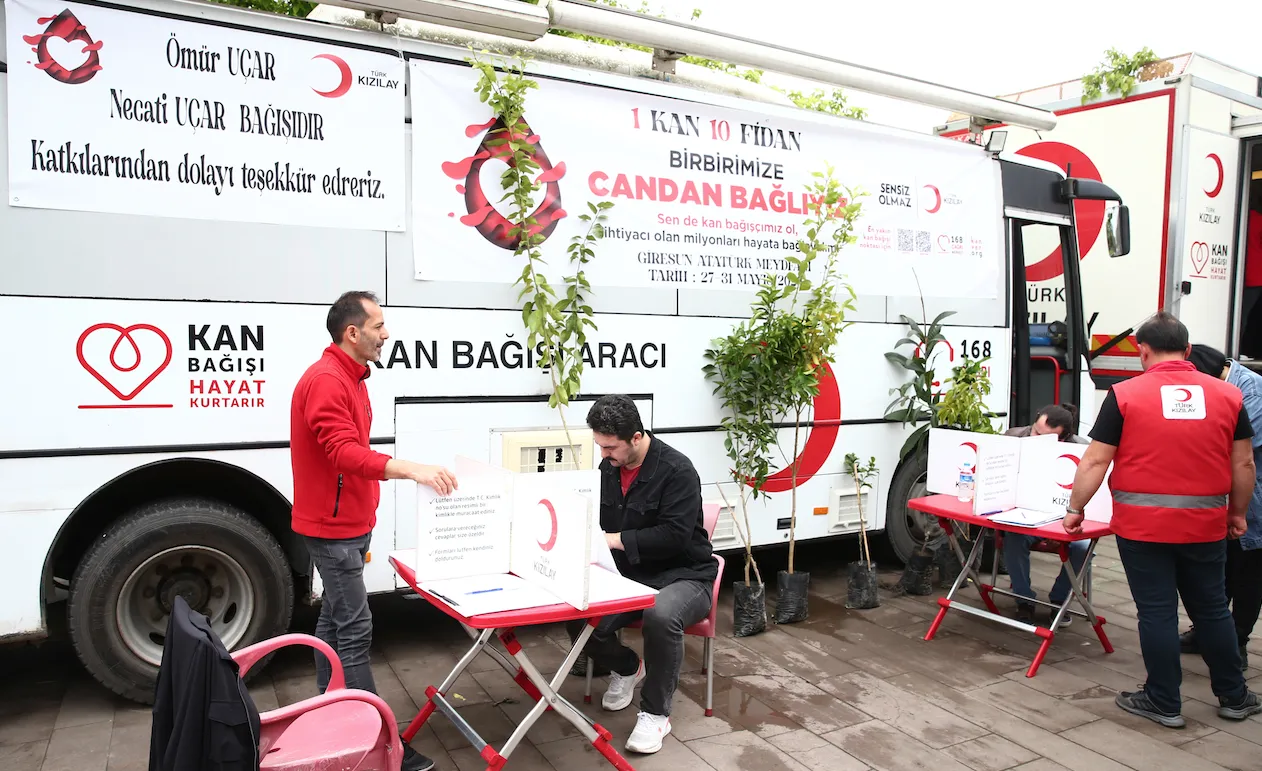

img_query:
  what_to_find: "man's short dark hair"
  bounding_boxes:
[1037,403,1077,437]
[1134,311,1189,354]
[586,395,644,441]
[326,291,379,343]
[1188,343,1229,377]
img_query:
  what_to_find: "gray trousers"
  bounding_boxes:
[304,533,377,695]
[567,579,712,717]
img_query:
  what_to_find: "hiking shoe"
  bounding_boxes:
[1048,606,1073,628]
[1115,689,1185,728]
[602,660,645,711]
[401,742,436,771]
[1179,628,1199,654]
[626,712,671,754]
[1218,691,1262,721]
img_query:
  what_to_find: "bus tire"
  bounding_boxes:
[884,447,930,565]
[67,496,294,704]
[884,446,1001,571]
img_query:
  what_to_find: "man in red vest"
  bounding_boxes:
[1064,311,1262,728]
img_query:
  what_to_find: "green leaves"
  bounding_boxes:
[884,300,995,459]
[702,165,867,506]
[468,50,615,414]
[1081,47,1160,104]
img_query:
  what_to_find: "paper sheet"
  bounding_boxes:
[587,566,658,604]
[419,573,562,616]
[590,528,619,573]
[987,508,1066,528]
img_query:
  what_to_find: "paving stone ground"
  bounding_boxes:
[2,537,1261,771]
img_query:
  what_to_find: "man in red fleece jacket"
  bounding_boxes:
[291,290,456,771]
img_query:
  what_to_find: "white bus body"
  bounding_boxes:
[936,53,1262,386]
[0,0,1121,702]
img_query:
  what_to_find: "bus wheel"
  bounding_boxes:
[884,447,1001,570]
[885,448,932,565]
[67,496,294,704]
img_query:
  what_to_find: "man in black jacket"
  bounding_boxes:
[568,395,718,755]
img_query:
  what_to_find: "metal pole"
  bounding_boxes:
[546,0,1058,132]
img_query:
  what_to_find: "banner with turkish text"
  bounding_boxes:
[410,59,1003,297]
[5,0,405,230]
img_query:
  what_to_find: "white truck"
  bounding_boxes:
[0,0,1130,702]
[936,53,1262,388]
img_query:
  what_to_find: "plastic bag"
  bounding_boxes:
[732,580,768,637]
[774,570,810,624]
[845,561,881,609]
[896,551,935,596]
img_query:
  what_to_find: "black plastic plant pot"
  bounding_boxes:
[897,551,935,596]
[774,570,810,624]
[732,580,768,637]
[846,561,881,609]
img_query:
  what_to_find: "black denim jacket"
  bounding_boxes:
[600,434,719,589]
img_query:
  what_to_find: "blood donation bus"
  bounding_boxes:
[0,0,1129,702]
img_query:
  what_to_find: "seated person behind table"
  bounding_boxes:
[567,395,718,755]
[1003,403,1092,626]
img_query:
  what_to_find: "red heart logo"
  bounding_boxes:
[76,324,173,401]
[1190,241,1210,275]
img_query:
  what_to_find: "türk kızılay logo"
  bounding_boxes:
[23,8,105,85]
[443,116,568,251]
[76,322,269,411]
[1160,384,1206,420]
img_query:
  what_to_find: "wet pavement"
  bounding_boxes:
[2,536,1261,771]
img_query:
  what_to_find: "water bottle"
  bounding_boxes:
[957,462,975,502]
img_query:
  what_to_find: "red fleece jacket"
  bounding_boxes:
[290,344,391,539]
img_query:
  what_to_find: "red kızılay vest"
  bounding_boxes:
[1108,359,1244,543]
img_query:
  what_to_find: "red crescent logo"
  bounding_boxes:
[1056,453,1080,490]
[923,185,942,214]
[1175,388,1193,402]
[1205,153,1223,198]
[756,361,842,493]
[312,53,352,98]
[537,498,558,552]
[76,323,172,401]
[1014,142,1105,282]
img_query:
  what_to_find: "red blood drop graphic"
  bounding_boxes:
[444,116,567,251]
[25,9,104,85]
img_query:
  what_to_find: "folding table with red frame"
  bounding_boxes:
[388,551,657,771]
[908,494,1115,677]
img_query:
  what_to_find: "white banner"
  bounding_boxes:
[5,0,406,230]
[410,59,1002,297]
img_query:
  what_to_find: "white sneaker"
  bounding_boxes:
[601,660,645,711]
[626,711,671,753]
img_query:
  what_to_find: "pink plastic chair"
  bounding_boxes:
[232,634,404,771]
[585,503,726,716]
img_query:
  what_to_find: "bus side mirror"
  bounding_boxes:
[1105,203,1130,258]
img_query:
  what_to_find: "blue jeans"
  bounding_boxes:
[1116,536,1247,714]
[566,579,711,717]
[304,533,376,695]
[1004,533,1090,605]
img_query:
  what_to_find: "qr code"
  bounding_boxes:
[916,230,931,253]
[897,228,914,252]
